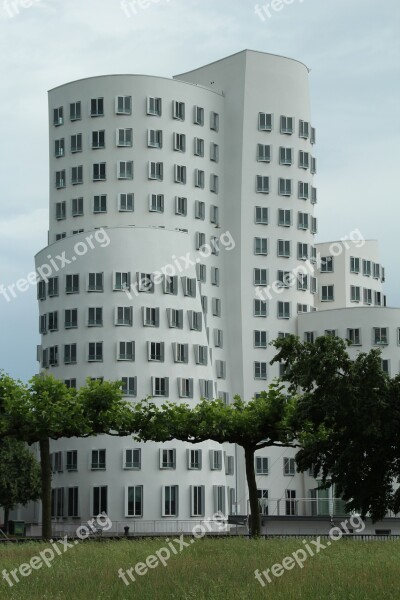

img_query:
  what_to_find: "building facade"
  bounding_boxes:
[19,50,397,533]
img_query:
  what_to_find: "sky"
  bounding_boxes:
[0,0,399,381]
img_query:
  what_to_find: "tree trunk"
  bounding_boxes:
[244,446,261,537]
[4,507,9,534]
[39,438,52,540]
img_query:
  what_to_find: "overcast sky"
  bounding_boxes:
[0,0,399,381]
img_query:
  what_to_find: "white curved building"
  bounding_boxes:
[20,50,397,533]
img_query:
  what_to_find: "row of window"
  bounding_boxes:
[38,272,219,300]
[252,242,316,265]
[53,99,219,129]
[255,145,316,172]
[55,195,220,222]
[320,284,385,305]
[319,256,385,281]
[255,176,317,199]
[257,113,315,142]
[54,130,219,159]
[55,164,220,190]
[304,327,400,347]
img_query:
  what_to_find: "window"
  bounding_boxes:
[363,260,372,276]
[210,142,219,162]
[255,457,269,475]
[256,175,269,193]
[216,360,226,380]
[173,100,185,121]
[279,147,293,165]
[257,144,271,162]
[66,450,77,471]
[71,165,83,185]
[117,128,133,147]
[297,212,309,230]
[254,299,267,317]
[116,95,132,115]
[257,489,269,515]
[213,485,226,514]
[297,303,308,314]
[148,161,163,181]
[298,181,310,200]
[210,174,219,193]
[286,490,297,516]
[320,256,333,272]
[194,168,204,188]
[182,277,196,297]
[55,170,66,189]
[178,377,193,398]
[195,200,205,220]
[299,150,310,169]
[253,268,268,287]
[189,485,205,518]
[194,137,204,157]
[173,343,189,364]
[311,186,317,204]
[214,329,223,348]
[278,302,290,319]
[277,239,291,258]
[280,115,294,134]
[143,307,159,327]
[117,192,134,212]
[210,205,219,225]
[299,120,310,139]
[55,138,65,157]
[160,449,176,470]
[53,106,63,126]
[149,193,164,213]
[39,314,47,334]
[70,133,82,153]
[350,257,360,274]
[210,111,219,131]
[148,341,164,361]
[91,449,106,470]
[373,327,388,345]
[65,274,79,294]
[175,164,187,184]
[126,486,143,517]
[56,201,66,220]
[188,310,202,331]
[124,448,141,469]
[279,178,292,196]
[48,277,59,297]
[211,297,221,317]
[64,309,78,329]
[210,449,223,470]
[122,377,137,397]
[88,342,103,362]
[68,487,79,517]
[347,328,361,345]
[199,379,213,399]
[64,343,77,365]
[373,263,380,279]
[196,263,206,282]
[311,127,316,144]
[118,160,133,179]
[175,195,187,216]
[173,132,186,152]
[90,98,104,117]
[37,280,46,301]
[278,209,291,227]
[298,243,308,260]
[304,331,315,343]
[255,206,268,225]
[115,341,135,363]
[311,157,317,174]
[114,272,130,291]
[258,112,272,131]
[211,267,220,286]
[194,105,204,125]
[72,197,83,216]
[91,130,105,149]
[363,288,373,305]
[163,485,178,516]
[382,360,390,375]
[93,194,107,213]
[297,274,308,291]
[374,291,382,306]
[70,101,81,121]
[93,486,107,516]
[311,217,317,234]
[254,237,268,255]
[167,308,183,329]
[115,306,133,326]
[254,330,267,348]
[254,361,267,380]
[93,163,106,181]
[194,345,208,365]
[284,457,296,476]
[321,285,334,302]
[147,96,162,116]
[148,128,163,148]
[163,275,178,295]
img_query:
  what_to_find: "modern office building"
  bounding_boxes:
[14,50,398,534]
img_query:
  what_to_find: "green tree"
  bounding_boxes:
[271,334,397,520]
[0,373,132,539]
[130,385,297,537]
[0,438,41,533]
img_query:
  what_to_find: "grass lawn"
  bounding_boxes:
[1,537,400,599]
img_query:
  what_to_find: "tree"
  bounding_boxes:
[271,334,398,521]
[130,384,297,537]
[0,373,132,539]
[0,438,41,533]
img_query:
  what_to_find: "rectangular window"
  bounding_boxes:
[122,377,137,397]
[257,144,271,162]
[278,178,292,196]
[299,120,310,139]
[114,272,131,291]
[66,450,78,471]
[53,106,63,126]
[298,243,308,260]
[173,100,185,121]
[93,486,107,516]
[126,486,143,517]
[254,299,267,317]
[347,328,361,345]
[182,276,197,297]
[149,193,164,213]
[88,342,103,362]
[258,112,272,131]
[254,361,267,380]
[175,195,187,216]
[163,485,178,517]
[124,448,141,469]
[56,201,66,220]
[255,457,269,475]
[71,165,83,185]
[147,96,162,116]
[278,302,291,319]
[195,200,205,220]
[148,129,163,148]
[91,449,106,470]
[210,205,219,225]
[255,206,268,225]
[118,341,135,361]
[321,285,334,302]
[115,306,133,326]
[148,161,163,181]
[55,170,66,189]
[72,197,83,216]
[194,105,204,126]
[210,111,219,131]
[178,377,193,398]
[280,115,294,134]
[188,449,202,470]
[67,487,79,518]
[350,257,360,274]
[194,345,208,365]
[148,341,164,361]
[70,102,81,121]
[71,133,82,153]
[277,239,291,258]
[117,128,133,147]
[194,137,204,157]
[254,330,267,348]
[173,132,186,152]
[278,209,291,227]
[116,95,132,115]
[163,275,178,295]
[213,485,226,514]
[363,260,372,276]
[297,212,309,230]
[118,192,134,212]
[194,168,204,188]
[298,181,310,200]
[143,306,159,327]
[167,308,183,329]
[210,174,219,193]
[188,310,202,331]
[284,457,296,476]
[286,490,297,516]
[92,130,105,149]
[199,379,213,399]
[160,449,176,469]
[254,237,268,255]
[279,147,293,165]
[64,343,77,364]
[173,343,189,364]
[64,309,78,329]
[65,274,79,294]
[299,150,310,169]
[49,347,59,367]
[93,163,106,181]
[350,285,361,302]
[175,164,187,184]
[254,268,268,286]
[90,98,104,117]
[320,256,334,272]
[55,138,65,157]
[373,327,388,345]
[256,175,269,193]
[118,161,133,179]
[210,449,223,471]
[48,277,59,297]
[210,142,219,162]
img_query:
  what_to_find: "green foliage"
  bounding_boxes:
[0,438,41,512]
